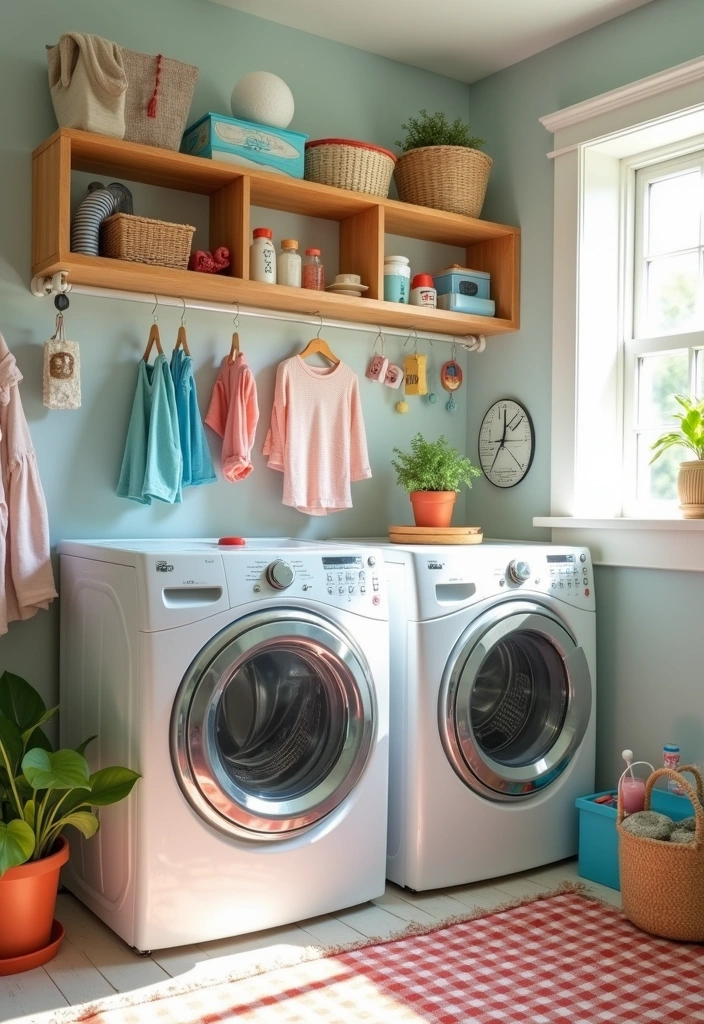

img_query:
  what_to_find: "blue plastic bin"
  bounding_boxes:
[576,788,696,890]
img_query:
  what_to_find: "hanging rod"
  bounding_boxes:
[29,274,487,352]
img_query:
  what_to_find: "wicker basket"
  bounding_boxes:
[100,213,195,269]
[305,139,396,197]
[618,766,704,942]
[394,145,493,218]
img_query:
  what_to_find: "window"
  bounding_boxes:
[623,152,704,513]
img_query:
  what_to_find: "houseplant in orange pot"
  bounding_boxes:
[650,395,704,518]
[392,433,481,527]
[0,671,139,974]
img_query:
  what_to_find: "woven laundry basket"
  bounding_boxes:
[305,139,396,197]
[618,766,704,942]
[394,145,493,218]
[100,213,195,269]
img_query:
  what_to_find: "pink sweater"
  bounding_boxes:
[205,353,259,482]
[263,356,371,515]
[0,334,57,634]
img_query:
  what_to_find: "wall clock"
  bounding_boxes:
[478,399,535,488]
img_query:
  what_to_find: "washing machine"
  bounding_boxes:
[382,542,595,891]
[58,538,388,951]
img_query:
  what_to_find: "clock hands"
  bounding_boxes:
[489,408,508,472]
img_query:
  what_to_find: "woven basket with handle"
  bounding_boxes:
[100,213,195,269]
[618,765,704,942]
[394,145,493,218]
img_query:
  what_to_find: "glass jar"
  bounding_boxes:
[250,228,276,284]
[302,248,325,291]
[277,239,301,288]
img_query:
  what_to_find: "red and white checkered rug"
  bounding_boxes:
[51,889,704,1024]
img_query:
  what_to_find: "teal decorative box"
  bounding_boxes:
[433,267,491,299]
[182,113,308,178]
[437,293,495,317]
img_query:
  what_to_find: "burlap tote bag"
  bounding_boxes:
[119,49,198,151]
[47,33,127,138]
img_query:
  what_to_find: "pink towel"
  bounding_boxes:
[205,353,259,482]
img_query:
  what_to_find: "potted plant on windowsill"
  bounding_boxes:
[650,395,704,518]
[392,433,481,527]
[394,110,492,218]
[0,671,140,974]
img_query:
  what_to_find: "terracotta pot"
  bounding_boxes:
[678,460,704,518]
[409,490,456,528]
[0,837,69,959]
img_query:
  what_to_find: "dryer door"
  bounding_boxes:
[439,601,591,800]
[171,609,376,840]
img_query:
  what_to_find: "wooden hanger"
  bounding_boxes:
[228,330,240,362]
[142,322,163,362]
[299,316,339,365]
[174,299,191,356]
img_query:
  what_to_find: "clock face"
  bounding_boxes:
[478,399,535,488]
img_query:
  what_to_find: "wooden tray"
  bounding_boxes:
[388,525,483,545]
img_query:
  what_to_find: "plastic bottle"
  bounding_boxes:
[663,743,684,795]
[302,248,325,290]
[277,239,301,288]
[383,255,411,303]
[410,273,437,308]
[250,228,276,284]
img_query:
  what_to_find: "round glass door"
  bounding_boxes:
[171,610,376,839]
[439,602,591,800]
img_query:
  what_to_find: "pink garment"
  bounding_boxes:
[205,353,259,481]
[0,334,57,635]
[263,356,371,516]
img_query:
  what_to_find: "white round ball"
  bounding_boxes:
[230,72,295,129]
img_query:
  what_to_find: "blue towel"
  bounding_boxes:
[117,354,182,504]
[170,349,217,487]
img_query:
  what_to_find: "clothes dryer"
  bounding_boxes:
[382,543,595,890]
[59,539,388,950]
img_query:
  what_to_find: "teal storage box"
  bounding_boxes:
[433,267,490,299]
[576,788,696,890]
[182,113,308,178]
[437,293,495,317]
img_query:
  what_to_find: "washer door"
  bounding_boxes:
[171,609,376,840]
[439,602,591,800]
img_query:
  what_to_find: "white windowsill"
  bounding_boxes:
[533,517,704,572]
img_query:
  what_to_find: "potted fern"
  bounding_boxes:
[394,110,492,218]
[651,395,704,518]
[0,671,139,973]
[392,433,481,527]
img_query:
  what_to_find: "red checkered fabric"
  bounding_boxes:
[61,893,704,1024]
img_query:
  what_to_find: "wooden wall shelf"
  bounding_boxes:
[32,129,520,338]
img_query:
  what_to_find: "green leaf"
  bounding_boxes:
[76,735,97,758]
[56,810,99,840]
[0,715,22,778]
[21,749,91,792]
[28,729,55,754]
[21,707,59,748]
[0,819,35,876]
[0,672,46,732]
[23,799,35,828]
[88,766,140,806]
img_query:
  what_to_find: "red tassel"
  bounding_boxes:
[147,54,163,118]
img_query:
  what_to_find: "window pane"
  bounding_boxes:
[637,351,689,427]
[648,171,700,256]
[637,431,688,503]
[697,350,704,397]
[646,253,699,333]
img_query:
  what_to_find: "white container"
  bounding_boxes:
[251,227,276,284]
[384,256,410,304]
[409,274,437,308]
[277,239,301,287]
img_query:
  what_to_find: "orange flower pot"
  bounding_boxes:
[409,490,456,527]
[0,837,69,960]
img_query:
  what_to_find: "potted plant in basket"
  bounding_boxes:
[0,671,139,973]
[394,110,492,218]
[392,433,481,528]
[651,395,704,518]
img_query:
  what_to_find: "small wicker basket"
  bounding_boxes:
[100,213,195,269]
[394,145,493,218]
[305,139,396,197]
[618,766,704,942]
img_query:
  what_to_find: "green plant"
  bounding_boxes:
[650,395,704,464]
[392,434,481,492]
[0,671,139,877]
[397,110,485,152]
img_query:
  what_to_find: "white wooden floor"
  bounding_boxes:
[0,858,621,1023]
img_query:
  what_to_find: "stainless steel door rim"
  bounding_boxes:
[439,601,591,801]
[171,608,376,840]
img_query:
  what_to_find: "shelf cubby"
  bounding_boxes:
[33,129,520,338]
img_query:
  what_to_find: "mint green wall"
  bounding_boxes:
[0,0,471,704]
[464,0,704,786]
